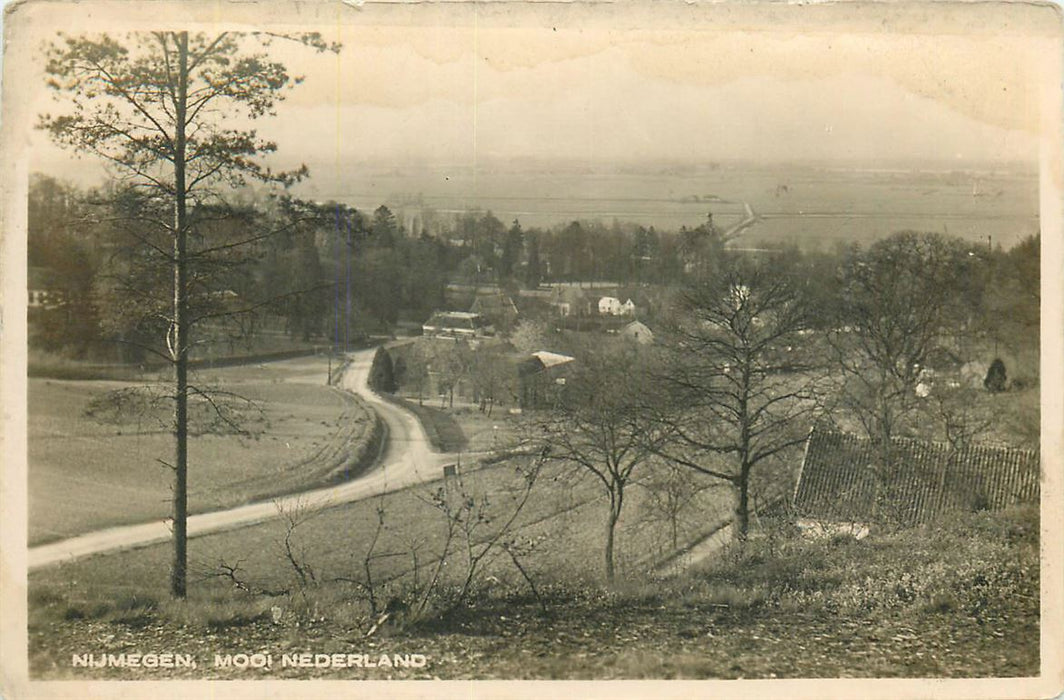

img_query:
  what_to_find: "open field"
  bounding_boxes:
[27,499,1037,679]
[28,357,377,545]
[27,454,737,597]
[306,164,1039,250]
[389,395,524,455]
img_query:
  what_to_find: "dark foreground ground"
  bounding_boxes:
[29,593,1035,680]
[28,505,1039,680]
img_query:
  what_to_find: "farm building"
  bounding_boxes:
[518,350,575,408]
[793,426,1039,536]
[469,293,519,329]
[620,320,653,344]
[422,311,494,339]
[550,287,595,317]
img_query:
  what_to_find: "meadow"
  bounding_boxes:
[28,357,376,545]
[27,453,737,604]
[308,162,1040,250]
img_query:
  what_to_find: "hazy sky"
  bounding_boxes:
[10,1,1058,184]
[264,18,1047,169]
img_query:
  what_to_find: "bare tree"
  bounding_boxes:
[635,460,721,552]
[428,338,473,408]
[828,232,981,513]
[406,453,544,619]
[470,342,515,416]
[532,342,667,583]
[40,31,340,598]
[276,498,319,593]
[656,252,823,540]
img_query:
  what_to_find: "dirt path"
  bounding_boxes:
[28,348,456,570]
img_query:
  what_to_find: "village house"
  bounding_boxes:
[422,311,494,340]
[28,267,65,310]
[549,287,594,317]
[792,426,1039,538]
[517,350,575,408]
[597,296,638,317]
[469,293,519,330]
[598,296,623,315]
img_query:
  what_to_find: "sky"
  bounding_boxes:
[260,17,1048,170]
[6,0,1060,190]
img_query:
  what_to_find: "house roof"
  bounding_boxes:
[518,351,575,377]
[469,294,518,316]
[550,287,593,304]
[423,311,487,330]
[530,350,575,369]
[793,427,1039,526]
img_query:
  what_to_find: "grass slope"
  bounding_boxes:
[28,357,376,545]
[28,456,1037,679]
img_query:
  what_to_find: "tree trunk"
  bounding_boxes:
[604,510,617,584]
[170,32,190,600]
[604,489,623,584]
[735,468,750,541]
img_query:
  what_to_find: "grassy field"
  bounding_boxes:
[28,357,377,545]
[391,396,523,455]
[27,495,1038,679]
[27,453,736,599]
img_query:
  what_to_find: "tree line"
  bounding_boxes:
[29,179,747,360]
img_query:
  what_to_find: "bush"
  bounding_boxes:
[367,347,397,393]
[984,358,1007,392]
[680,505,1038,618]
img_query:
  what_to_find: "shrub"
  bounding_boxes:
[984,358,1007,392]
[368,347,397,393]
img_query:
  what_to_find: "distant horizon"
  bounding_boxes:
[31,151,1040,192]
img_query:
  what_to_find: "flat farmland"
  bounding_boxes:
[317,163,1039,250]
[28,357,376,545]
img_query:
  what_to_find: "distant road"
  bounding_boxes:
[720,201,760,243]
[28,348,455,570]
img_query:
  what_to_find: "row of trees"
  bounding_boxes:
[27,179,726,354]
[27,176,454,357]
[434,211,723,288]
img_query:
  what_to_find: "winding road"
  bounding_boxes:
[28,348,455,570]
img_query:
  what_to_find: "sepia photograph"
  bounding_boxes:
[1,0,1061,697]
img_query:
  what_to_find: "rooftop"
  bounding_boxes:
[793,427,1039,526]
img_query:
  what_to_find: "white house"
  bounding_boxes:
[598,296,623,315]
[620,299,637,316]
